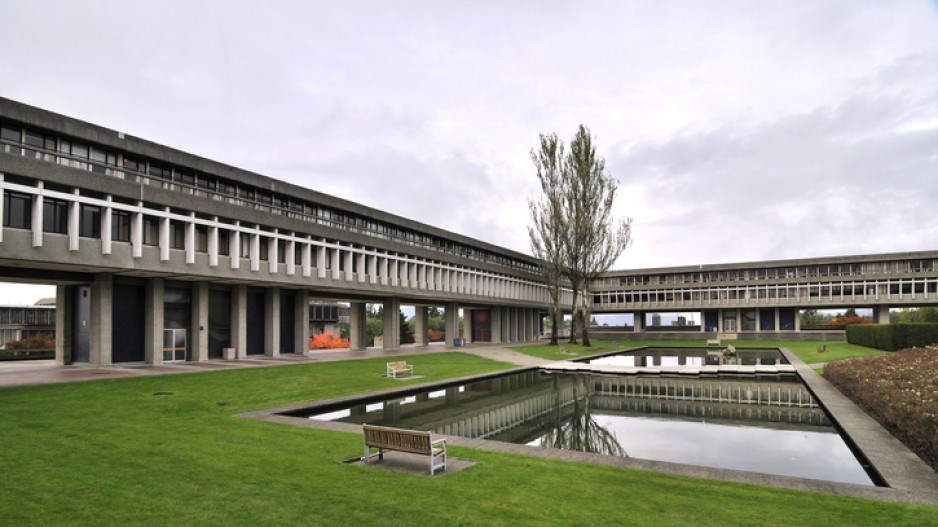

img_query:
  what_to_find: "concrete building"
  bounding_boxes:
[0,98,559,366]
[0,304,55,348]
[592,252,938,339]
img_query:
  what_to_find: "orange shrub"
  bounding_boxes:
[308,332,350,350]
[427,329,445,342]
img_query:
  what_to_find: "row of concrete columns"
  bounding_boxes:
[4,176,549,305]
[627,306,892,333]
[57,273,544,365]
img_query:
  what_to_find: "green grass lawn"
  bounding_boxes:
[1,351,934,526]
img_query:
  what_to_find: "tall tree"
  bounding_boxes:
[528,133,567,346]
[562,125,632,347]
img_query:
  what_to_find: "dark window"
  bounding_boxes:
[197,177,216,191]
[259,238,269,261]
[218,181,235,196]
[196,225,208,252]
[42,198,68,234]
[1,125,20,142]
[176,171,195,186]
[238,187,254,200]
[170,220,185,249]
[58,140,71,154]
[90,147,107,164]
[24,130,45,148]
[112,210,131,242]
[218,229,230,256]
[143,217,159,246]
[3,192,32,229]
[72,143,89,159]
[79,205,101,238]
[123,156,144,172]
[149,163,172,180]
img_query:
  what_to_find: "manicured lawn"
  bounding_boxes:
[1,351,934,526]
[738,339,888,364]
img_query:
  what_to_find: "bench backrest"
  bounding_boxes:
[387,361,409,370]
[363,424,431,454]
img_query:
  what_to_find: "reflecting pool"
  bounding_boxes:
[285,369,876,486]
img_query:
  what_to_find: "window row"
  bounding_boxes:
[1,120,539,275]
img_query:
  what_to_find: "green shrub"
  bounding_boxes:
[846,323,938,351]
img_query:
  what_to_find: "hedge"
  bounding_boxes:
[846,323,938,351]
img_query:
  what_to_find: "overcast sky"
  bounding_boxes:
[2,1,937,304]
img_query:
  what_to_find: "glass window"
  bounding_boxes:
[170,220,185,249]
[79,205,101,238]
[143,216,159,246]
[196,225,208,252]
[149,163,172,180]
[71,143,89,159]
[176,171,195,186]
[42,198,68,234]
[1,125,20,142]
[112,210,131,242]
[197,177,215,191]
[123,156,143,172]
[24,130,44,148]
[3,192,32,229]
[90,147,107,163]
[58,140,71,154]
[218,229,230,256]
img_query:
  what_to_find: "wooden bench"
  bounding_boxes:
[386,361,413,378]
[362,424,447,475]
[706,338,720,347]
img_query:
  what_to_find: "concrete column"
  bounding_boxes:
[873,305,890,324]
[349,302,367,351]
[445,303,459,346]
[131,204,143,258]
[794,309,801,331]
[755,308,761,333]
[66,188,81,251]
[316,241,326,279]
[184,212,196,265]
[267,232,278,273]
[369,254,377,284]
[208,218,219,267]
[501,307,511,342]
[358,252,366,283]
[380,254,389,286]
[344,247,354,281]
[294,290,310,356]
[125,202,136,258]
[331,247,341,280]
[301,238,312,277]
[415,307,429,347]
[31,181,43,247]
[159,208,170,261]
[265,287,280,356]
[400,261,409,288]
[464,308,473,343]
[774,308,780,332]
[390,257,399,287]
[54,285,72,365]
[250,229,260,271]
[231,285,247,359]
[286,238,296,276]
[144,278,164,364]
[382,297,401,349]
[101,196,112,255]
[89,273,113,367]
[191,282,209,361]
[633,312,644,332]
[510,308,520,342]
[490,306,502,343]
[230,222,241,269]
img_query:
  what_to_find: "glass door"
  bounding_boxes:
[162,329,188,362]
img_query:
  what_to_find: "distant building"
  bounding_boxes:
[309,302,349,337]
[651,314,661,326]
[0,302,55,348]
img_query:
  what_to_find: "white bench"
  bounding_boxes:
[362,424,447,475]
[386,361,413,378]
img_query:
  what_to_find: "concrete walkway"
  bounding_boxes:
[0,342,533,389]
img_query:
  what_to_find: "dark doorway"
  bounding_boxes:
[279,291,295,355]
[208,288,231,359]
[164,285,191,361]
[72,285,90,362]
[472,310,491,342]
[779,308,796,330]
[759,308,776,331]
[246,287,265,355]
[112,280,145,362]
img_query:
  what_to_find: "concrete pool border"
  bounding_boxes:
[239,348,938,507]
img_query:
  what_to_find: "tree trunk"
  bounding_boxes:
[549,309,559,346]
[582,304,592,347]
[567,287,579,345]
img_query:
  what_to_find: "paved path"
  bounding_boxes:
[0,342,536,389]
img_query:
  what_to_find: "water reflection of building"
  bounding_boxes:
[311,370,831,449]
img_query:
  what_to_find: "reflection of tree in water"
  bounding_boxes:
[540,374,627,457]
